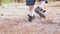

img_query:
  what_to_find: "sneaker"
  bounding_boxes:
[35,11,45,18]
[35,6,46,13]
[35,6,46,18]
[28,14,35,22]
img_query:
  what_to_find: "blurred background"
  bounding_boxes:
[0,0,60,34]
[0,0,60,6]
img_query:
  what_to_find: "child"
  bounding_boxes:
[26,0,48,22]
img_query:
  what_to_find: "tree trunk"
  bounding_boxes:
[0,0,2,5]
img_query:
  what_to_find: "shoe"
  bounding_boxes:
[36,6,43,12]
[35,6,46,13]
[35,6,46,18]
[35,11,45,18]
[28,14,35,22]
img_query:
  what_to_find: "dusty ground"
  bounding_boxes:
[0,1,60,34]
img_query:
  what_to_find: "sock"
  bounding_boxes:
[28,11,34,16]
[39,1,45,10]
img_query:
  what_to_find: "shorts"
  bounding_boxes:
[26,0,36,6]
[26,0,46,6]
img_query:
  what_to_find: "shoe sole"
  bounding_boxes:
[28,15,35,22]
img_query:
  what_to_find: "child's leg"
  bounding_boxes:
[26,0,35,16]
[28,6,34,16]
[39,1,45,10]
[26,0,36,22]
[35,0,46,18]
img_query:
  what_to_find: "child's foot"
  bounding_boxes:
[35,6,46,18]
[35,11,45,18]
[28,14,35,22]
[35,6,46,13]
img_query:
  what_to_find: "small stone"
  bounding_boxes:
[1,14,4,16]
